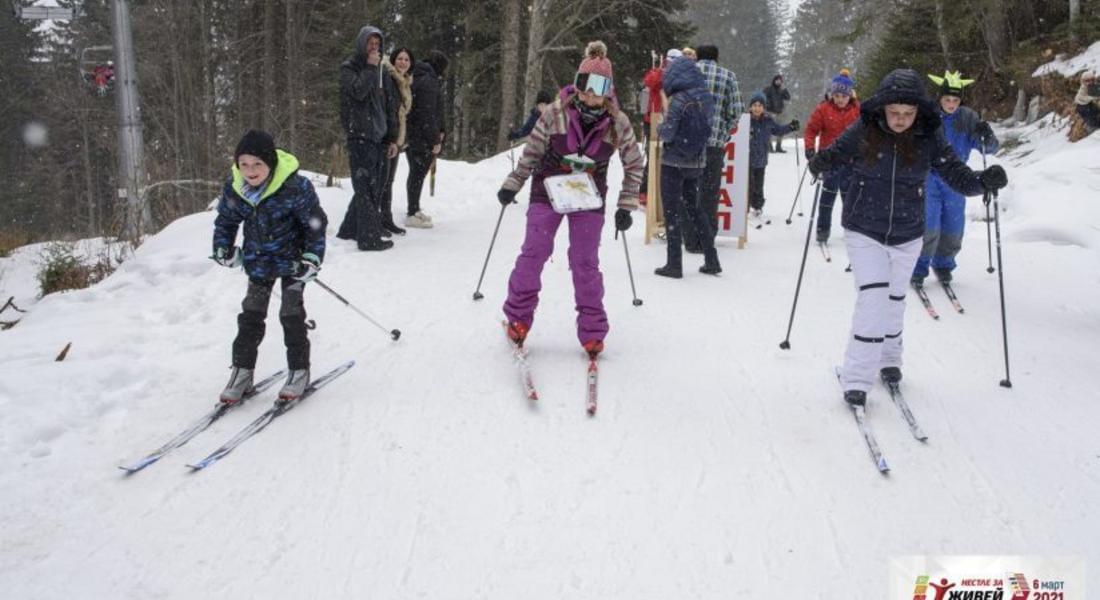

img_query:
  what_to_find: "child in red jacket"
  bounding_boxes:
[804,74,860,243]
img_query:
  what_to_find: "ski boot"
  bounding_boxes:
[699,249,722,275]
[583,339,604,359]
[843,390,867,408]
[277,369,310,404]
[654,264,683,279]
[219,367,254,405]
[880,367,902,385]
[506,321,530,347]
[933,267,952,283]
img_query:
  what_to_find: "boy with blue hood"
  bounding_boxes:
[336,25,400,251]
[747,90,799,217]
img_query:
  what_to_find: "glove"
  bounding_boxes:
[788,119,800,131]
[805,149,816,161]
[498,188,518,206]
[808,153,828,178]
[974,121,994,143]
[979,165,1007,193]
[614,208,633,232]
[212,246,242,268]
[293,253,321,283]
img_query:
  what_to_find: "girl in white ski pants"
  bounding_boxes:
[839,232,922,392]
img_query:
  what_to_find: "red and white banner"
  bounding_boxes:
[716,113,750,245]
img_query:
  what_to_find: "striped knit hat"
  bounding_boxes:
[577,41,613,80]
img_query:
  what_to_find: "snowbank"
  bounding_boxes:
[1032,40,1100,77]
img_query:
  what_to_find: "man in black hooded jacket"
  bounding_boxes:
[403,50,449,228]
[337,25,399,251]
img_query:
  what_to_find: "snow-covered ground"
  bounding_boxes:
[1,118,1098,598]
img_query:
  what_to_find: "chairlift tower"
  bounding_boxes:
[109,0,149,241]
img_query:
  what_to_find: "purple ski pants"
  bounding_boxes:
[503,202,608,346]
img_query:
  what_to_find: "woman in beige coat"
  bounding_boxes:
[381,47,414,235]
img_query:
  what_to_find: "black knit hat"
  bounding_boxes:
[536,90,553,105]
[234,129,278,170]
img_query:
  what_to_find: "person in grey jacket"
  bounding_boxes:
[336,25,399,251]
[764,74,791,152]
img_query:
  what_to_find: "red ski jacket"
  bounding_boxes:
[804,98,860,153]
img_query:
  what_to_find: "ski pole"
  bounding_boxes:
[617,229,643,307]
[981,143,995,273]
[313,278,401,341]
[473,203,508,301]
[779,179,822,350]
[990,187,1012,388]
[785,164,809,224]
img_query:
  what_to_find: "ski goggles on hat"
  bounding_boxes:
[574,72,612,96]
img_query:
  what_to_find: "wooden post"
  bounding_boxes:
[644,113,664,244]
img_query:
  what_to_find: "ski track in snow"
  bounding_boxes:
[1,118,1099,598]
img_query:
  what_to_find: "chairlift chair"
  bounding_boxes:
[78,45,115,95]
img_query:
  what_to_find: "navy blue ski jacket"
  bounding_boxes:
[812,69,985,246]
[213,150,328,280]
[659,57,715,168]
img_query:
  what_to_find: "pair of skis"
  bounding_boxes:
[913,280,964,320]
[119,361,354,473]
[836,367,928,475]
[504,322,598,416]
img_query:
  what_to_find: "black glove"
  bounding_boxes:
[788,119,800,131]
[614,208,633,232]
[979,165,1007,192]
[808,153,828,177]
[974,121,994,143]
[498,188,518,206]
[805,149,816,161]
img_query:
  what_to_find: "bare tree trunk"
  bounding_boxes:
[199,0,215,177]
[79,113,97,236]
[496,0,522,151]
[934,0,953,69]
[286,0,298,150]
[262,0,276,131]
[1069,0,1080,43]
[971,0,1008,71]
[523,0,551,112]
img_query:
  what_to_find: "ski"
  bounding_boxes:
[818,241,832,262]
[502,322,538,401]
[586,354,598,416]
[912,282,940,320]
[186,361,355,471]
[118,370,286,473]
[940,281,964,314]
[835,367,890,474]
[881,374,928,442]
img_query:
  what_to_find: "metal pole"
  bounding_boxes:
[111,0,148,242]
[473,204,508,300]
[779,180,822,350]
[990,190,1012,388]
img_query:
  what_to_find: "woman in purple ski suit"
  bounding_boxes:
[496,41,645,356]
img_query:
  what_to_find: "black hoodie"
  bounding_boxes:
[339,25,398,144]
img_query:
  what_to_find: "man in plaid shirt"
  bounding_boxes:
[683,44,744,252]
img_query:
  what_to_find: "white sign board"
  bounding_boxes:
[715,113,751,247]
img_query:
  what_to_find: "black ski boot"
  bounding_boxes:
[880,367,902,385]
[699,248,722,275]
[844,390,866,407]
[654,265,683,279]
[933,267,952,283]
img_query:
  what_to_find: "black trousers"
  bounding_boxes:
[661,164,714,268]
[748,166,767,211]
[233,277,310,371]
[337,138,387,248]
[381,154,400,227]
[682,146,725,250]
[405,147,434,216]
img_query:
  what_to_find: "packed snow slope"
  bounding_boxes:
[1,121,1098,599]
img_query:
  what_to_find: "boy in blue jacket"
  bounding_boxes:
[655,56,720,278]
[912,71,1000,286]
[212,130,329,404]
[747,91,799,217]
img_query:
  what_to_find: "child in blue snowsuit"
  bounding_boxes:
[747,91,799,214]
[912,72,999,285]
